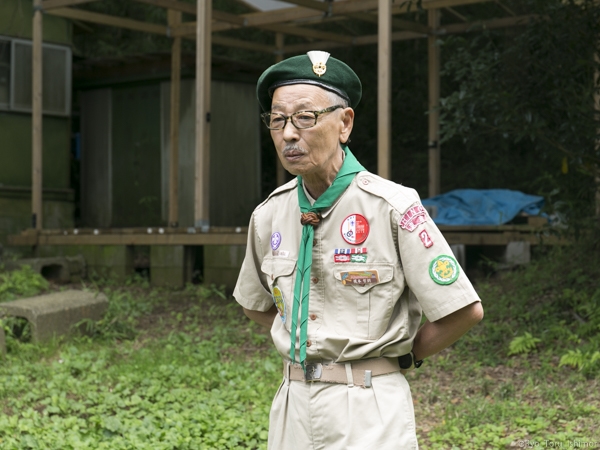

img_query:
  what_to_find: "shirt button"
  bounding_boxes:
[309,314,317,321]
[362,178,369,185]
[306,340,312,347]
[311,277,319,284]
[313,239,317,246]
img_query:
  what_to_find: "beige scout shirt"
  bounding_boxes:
[233,171,481,364]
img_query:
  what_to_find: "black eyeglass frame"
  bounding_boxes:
[261,105,344,130]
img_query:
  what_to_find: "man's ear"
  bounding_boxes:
[339,107,355,144]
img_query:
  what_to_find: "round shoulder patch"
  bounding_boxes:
[429,255,460,285]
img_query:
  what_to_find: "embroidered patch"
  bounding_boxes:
[334,254,351,263]
[419,229,434,248]
[272,286,286,323]
[340,214,370,245]
[272,250,290,258]
[429,255,460,285]
[400,205,428,232]
[340,270,379,285]
[271,232,282,250]
[334,254,368,263]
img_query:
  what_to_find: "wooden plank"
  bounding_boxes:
[130,0,196,15]
[275,33,286,187]
[211,35,274,53]
[377,0,391,180]
[46,7,168,35]
[168,10,182,227]
[42,0,99,10]
[32,0,43,231]
[30,233,247,246]
[195,0,211,228]
[428,8,441,198]
[441,15,538,33]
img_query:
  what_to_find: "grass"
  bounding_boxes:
[1,234,599,449]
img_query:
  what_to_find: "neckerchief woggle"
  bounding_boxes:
[290,145,365,369]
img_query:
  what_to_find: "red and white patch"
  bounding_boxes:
[340,214,370,245]
[400,205,428,232]
[334,254,352,263]
[419,229,434,248]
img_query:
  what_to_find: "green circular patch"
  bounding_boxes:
[429,255,460,285]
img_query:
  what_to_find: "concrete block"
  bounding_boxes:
[0,290,108,343]
[204,245,246,291]
[504,241,531,266]
[39,245,133,281]
[150,245,191,287]
[4,255,86,283]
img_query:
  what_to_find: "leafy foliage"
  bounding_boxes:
[508,332,541,356]
[439,0,600,219]
[0,265,49,303]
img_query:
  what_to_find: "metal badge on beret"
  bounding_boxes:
[307,50,330,77]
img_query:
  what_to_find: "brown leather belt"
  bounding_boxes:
[283,357,400,388]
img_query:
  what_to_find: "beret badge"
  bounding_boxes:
[307,50,330,77]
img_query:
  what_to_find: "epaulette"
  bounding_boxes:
[253,178,298,212]
[356,172,420,214]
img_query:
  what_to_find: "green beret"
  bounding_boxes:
[256,51,362,111]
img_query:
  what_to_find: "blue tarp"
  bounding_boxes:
[422,189,545,226]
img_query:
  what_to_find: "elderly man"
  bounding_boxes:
[233,51,483,449]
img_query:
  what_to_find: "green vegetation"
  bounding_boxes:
[1,235,599,449]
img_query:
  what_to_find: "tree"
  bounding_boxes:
[438,0,600,225]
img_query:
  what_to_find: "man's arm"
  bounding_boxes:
[411,301,484,361]
[243,305,278,329]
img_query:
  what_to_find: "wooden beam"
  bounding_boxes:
[195,0,211,228]
[428,8,441,198]
[275,0,330,13]
[445,7,468,21]
[32,0,43,231]
[275,33,286,187]
[42,0,99,10]
[377,0,391,180]
[211,36,274,53]
[46,7,168,35]
[494,0,516,16]
[130,0,196,15]
[283,14,534,54]
[168,10,182,228]
[441,15,537,33]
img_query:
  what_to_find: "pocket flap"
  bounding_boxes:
[334,264,394,293]
[261,257,296,282]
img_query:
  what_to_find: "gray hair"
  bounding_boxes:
[326,90,349,108]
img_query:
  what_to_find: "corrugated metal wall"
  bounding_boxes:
[81,79,261,228]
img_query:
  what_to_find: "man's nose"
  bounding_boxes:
[281,117,299,141]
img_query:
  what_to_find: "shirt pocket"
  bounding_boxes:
[261,257,297,331]
[332,263,395,341]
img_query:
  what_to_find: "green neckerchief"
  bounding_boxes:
[290,146,366,368]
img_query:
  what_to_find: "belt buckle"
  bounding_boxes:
[304,363,322,382]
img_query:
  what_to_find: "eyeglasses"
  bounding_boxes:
[261,105,344,130]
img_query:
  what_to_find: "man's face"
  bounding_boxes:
[269,84,353,178]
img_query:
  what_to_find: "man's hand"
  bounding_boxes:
[243,305,278,329]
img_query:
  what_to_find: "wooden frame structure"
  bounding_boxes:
[14,0,544,247]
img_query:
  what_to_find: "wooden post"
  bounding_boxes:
[594,52,600,221]
[168,10,182,227]
[32,0,43,230]
[275,33,286,187]
[195,0,211,229]
[378,0,392,180]
[428,8,441,198]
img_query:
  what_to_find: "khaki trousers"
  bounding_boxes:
[268,372,418,450]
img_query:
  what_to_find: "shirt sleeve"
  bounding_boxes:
[233,211,274,312]
[395,198,481,322]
